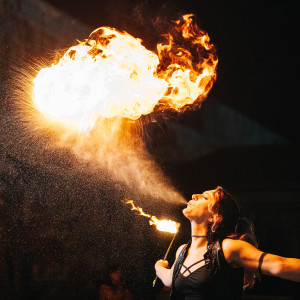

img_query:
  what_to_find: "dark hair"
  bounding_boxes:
[206,186,258,289]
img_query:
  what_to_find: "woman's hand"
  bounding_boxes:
[154,259,172,287]
[155,259,169,271]
[154,244,186,287]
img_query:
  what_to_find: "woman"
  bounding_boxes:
[155,186,300,299]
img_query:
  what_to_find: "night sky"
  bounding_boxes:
[43,0,299,142]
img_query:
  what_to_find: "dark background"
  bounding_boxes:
[0,0,299,299]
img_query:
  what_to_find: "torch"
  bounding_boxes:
[123,200,180,287]
[152,224,179,287]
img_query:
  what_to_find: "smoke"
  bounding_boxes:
[54,117,186,204]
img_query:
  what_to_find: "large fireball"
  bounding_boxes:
[33,15,218,132]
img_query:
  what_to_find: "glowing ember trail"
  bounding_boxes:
[33,14,217,132]
[124,200,180,233]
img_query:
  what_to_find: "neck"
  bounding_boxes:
[190,221,208,248]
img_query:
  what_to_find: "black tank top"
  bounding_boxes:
[173,242,244,300]
[174,258,213,300]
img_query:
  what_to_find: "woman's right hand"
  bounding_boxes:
[154,260,172,287]
[154,245,186,287]
[155,259,169,271]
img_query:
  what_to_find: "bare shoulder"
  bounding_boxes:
[176,244,187,257]
[222,238,262,268]
[222,238,254,251]
[222,238,242,251]
[222,238,256,265]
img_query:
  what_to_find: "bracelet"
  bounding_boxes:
[258,252,267,275]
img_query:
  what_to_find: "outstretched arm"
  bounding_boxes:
[155,244,186,287]
[222,239,300,282]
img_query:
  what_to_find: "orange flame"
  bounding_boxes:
[124,200,180,233]
[33,14,217,132]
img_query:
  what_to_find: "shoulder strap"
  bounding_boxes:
[171,241,191,292]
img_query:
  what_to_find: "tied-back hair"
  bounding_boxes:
[206,186,258,289]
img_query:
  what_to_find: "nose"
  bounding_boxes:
[192,194,201,201]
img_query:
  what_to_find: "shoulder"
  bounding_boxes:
[221,238,242,267]
[176,244,187,255]
[222,238,256,252]
[222,238,242,251]
[222,238,260,267]
[176,244,187,258]
[222,238,248,265]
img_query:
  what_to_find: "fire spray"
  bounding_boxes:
[32,14,218,132]
[25,14,217,204]
[14,14,218,206]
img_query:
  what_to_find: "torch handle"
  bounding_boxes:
[153,231,178,287]
[163,231,177,260]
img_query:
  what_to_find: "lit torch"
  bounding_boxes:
[123,200,180,287]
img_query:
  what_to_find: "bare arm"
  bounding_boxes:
[155,244,186,287]
[222,238,300,282]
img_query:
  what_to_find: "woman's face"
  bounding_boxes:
[183,189,217,223]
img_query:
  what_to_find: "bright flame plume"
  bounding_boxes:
[124,200,180,233]
[33,14,217,132]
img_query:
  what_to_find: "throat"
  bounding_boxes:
[191,238,208,249]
